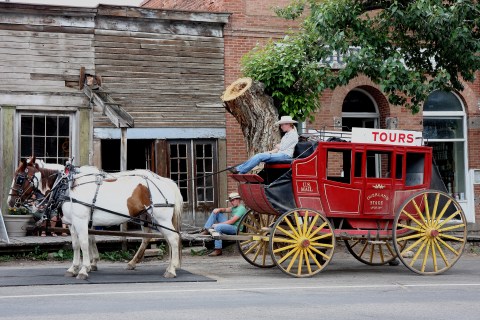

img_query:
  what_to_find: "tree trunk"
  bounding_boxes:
[222,78,280,157]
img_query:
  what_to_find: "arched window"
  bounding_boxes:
[423,91,467,200]
[342,89,379,131]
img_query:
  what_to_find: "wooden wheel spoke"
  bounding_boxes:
[435,198,453,224]
[306,248,323,268]
[240,239,254,247]
[436,237,461,255]
[437,210,462,228]
[377,245,385,263]
[409,239,428,267]
[386,242,395,256]
[358,241,368,257]
[424,193,431,222]
[438,223,466,233]
[397,223,424,233]
[241,222,257,231]
[271,236,297,244]
[401,210,425,227]
[293,211,303,236]
[433,238,450,266]
[275,226,297,240]
[284,218,301,239]
[297,249,304,276]
[397,232,424,242]
[310,232,334,242]
[431,193,440,221]
[310,241,334,248]
[431,240,438,273]
[286,249,301,272]
[305,214,319,237]
[244,240,261,255]
[412,199,427,224]
[302,211,309,237]
[273,243,297,254]
[309,246,330,260]
[438,233,465,242]
[402,237,425,254]
[421,240,431,272]
[304,250,312,274]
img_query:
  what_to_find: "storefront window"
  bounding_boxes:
[423,91,466,200]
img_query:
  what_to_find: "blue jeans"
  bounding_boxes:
[236,152,292,174]
[204,212,238,249]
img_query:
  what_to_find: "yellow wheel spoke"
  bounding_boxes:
[297,248,304,276]
[309,221,328,238]
[397,232,424,242]
[431,240,438,273]
[277,246,299,264]
[412,198,427,225]
[424,193,431,222]
[437,210,462,228]
[271,236,297,244]
[433,238,450,266]
[240,239,254,246]
[244,241,261,255]
[310,232,334,242]
[436,237,460,255]
[241,222,257,231]
[304,250,312,274]
[409,238,428,267]
[310,241,334,248]
[438,233,465,242]
[285,217,301,239]
[402,237,425,254]
[302,211,309,237]
[401,210,425,228]
[358,241,368,257]
[377,245,385,264]
[386,242,395,256]
[286,249,301,273]
[310,246,330,260]
[397,223,424,233]
[275,226,297,240]
[435,198,453,226]
[305,214,319,237]
[294,211,303,236]
[306,248,322,268]
[252,241,263,263]
[438,223,465,233]
[431,193,440,221]
[273,243,297,254]
[421,240,431,272]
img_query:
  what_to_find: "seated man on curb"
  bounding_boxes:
[229,116,299,174]
[199,192,247,256]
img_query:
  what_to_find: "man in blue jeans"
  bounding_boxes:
[229,116,299,174]
[200,192,247,256]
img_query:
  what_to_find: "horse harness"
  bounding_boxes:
[44,167,179,234]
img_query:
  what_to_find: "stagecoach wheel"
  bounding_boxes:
[269,208,335,278]
[393,190,467,275]
[344,238,407,266]
[236,210,277,268]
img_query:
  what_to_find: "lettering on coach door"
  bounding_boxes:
[367,193,389,211]
[351,128,423,146]
[297,180,318,194]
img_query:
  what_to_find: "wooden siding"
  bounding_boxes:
[93,7,228,128]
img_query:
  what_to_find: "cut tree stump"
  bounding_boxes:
[222,77,280,157]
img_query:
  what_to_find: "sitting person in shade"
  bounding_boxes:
[229,116,299,174]
[199,192,247,256]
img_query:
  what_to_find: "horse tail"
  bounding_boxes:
[172,183,183,265]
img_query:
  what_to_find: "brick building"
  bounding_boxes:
[143,0,480,230]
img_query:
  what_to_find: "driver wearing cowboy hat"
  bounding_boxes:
[229,116,299,174]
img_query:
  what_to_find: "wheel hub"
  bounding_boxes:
[300,239,310,248]
[427,228,439,238]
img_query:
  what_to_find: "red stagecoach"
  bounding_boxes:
[229,128,467,277]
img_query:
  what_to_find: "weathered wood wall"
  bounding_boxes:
[93,6,229,128]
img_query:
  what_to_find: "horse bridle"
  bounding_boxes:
[9,168,39,208]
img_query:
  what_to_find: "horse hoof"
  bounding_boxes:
[90,265,98,271]
[64,271,76,277]
[163,271,176,278]
[76,273,88,280]
[126,263,136,270]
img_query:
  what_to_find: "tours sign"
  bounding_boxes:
[351,128,423,147]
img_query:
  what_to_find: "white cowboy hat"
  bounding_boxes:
[227,192,241,201]
[275,116,298,125]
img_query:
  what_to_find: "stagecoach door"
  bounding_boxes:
[168,140,218,228]
[363,150,394,216]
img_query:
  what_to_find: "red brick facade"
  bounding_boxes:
[143,0,480,228]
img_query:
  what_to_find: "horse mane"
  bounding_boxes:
[37,167,61,191]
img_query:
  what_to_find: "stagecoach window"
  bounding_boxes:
[366,151,391,178]
[326,149,351,184]
[395,154,403,179]
[405,153,425,186]
[354,152,363,177]
[19,114,71,164]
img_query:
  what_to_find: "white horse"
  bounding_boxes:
[8,158,183,280]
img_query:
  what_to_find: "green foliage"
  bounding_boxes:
[242,0,480,118]
[7,207,30,215]
[100,249,135,261]
[52,249,74,261]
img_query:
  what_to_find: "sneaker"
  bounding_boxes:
[199,229,209,236]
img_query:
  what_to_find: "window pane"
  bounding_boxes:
[395,154,403,179]
[33,116,45,136]
[326,149,351,183]
[34,137,45,155]
[21,116,32,135]
[405,153,425,186]
[58,117,69,136]
[424,91,463,112]
[46,137,57,157]
[432,142,465,195]
[46,117,57,136]
[423,118,463,139]
[58,138,70,158]
[196,144,203,157]
[21,137,32,158]
[366,151,391,178]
